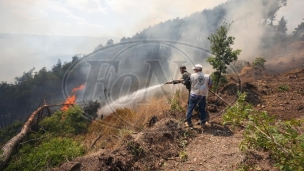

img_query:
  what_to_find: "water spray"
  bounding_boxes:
[98,84,164,115]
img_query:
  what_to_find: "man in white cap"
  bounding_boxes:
[186,64,212,129]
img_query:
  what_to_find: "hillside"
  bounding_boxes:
[1,46,303,170]
[2,0,304,170]
[0,0,301,129]
[51,63,304,171]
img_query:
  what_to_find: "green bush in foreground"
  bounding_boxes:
[223,92,304,171]
[5,106,88,171]
[5,137,84,171]
[222,92,252,126]
[241,112,304,171]
[40,105,89,136]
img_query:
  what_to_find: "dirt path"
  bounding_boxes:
[162,121,244,171]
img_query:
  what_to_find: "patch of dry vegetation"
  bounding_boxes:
[83,90,189,153]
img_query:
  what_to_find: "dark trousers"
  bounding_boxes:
[187,89,190,105]
[186,95,206,125]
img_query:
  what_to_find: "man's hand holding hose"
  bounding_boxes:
[164,79,183,85]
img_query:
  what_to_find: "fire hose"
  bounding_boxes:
[208,90,232,107]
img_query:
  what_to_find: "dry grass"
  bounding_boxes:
[83,89,189,152]
[84,108,136,150]
[132,97,170,129]
[133,88,189,129]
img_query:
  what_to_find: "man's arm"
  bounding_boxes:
[165,80,182,84]
[166,73,189,84]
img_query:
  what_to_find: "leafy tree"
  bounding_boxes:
[72,55,80,63]
[120,37,127,42]
[276,16,287,35]
[94,44,104,52]
[14,68,35,84]
[207,22,241,92]
[262,0,287,25]
[52,59,63,79]
[106,39,114,46]
[293,19,304,39]
[210,72,227,91]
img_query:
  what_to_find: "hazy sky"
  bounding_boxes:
[0,0,303,37]
[0,0,231,37]
[0,0,303,83]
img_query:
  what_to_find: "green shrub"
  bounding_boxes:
[5,137,84,171]
[252,57,266,68]
[224,92,304,171]
[241,112,304,171]
[40,105,89,136]
[278,85,290,92]
[4,106,88,170]
[222,92,252,126]
[170,90,183,111]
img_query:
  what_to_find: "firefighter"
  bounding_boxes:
[185,64,212,129]
[165,66,191,103]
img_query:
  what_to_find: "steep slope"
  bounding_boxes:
[52,61,304,170]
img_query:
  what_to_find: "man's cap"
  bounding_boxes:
[180,66,187,70]
[192,64,203,70]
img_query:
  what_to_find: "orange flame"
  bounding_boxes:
[72,84,85,93]
[61,84,85,111]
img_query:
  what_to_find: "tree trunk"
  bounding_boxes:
[215,69,222,93]
[0,106,45,170]
[0,104,67,170]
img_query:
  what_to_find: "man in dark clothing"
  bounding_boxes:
[166,66,191,104]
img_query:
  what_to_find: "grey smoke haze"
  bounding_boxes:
[1,0,304,83]
[141,0,294,79]
[176,0,301,62]
[79,0,304,104]
[0,34,119,83]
